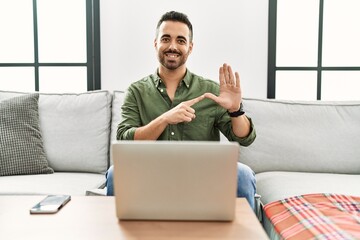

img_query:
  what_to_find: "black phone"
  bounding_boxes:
[30,195,71,214]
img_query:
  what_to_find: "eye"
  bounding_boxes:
[177,39,186,45]
[161,37,170,43]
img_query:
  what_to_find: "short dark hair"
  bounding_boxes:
[156,11,193,41]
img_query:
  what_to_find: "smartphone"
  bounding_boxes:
[30,195,71,214]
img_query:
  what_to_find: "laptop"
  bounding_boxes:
[112,141,239,221]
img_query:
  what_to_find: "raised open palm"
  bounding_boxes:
[204,63,242,112]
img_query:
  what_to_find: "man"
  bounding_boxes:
[106,11,257,210]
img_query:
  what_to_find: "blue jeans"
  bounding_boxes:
[105,162,256,210]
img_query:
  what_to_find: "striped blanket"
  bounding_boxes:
[264,193,360,240]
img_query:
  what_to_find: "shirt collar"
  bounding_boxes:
[152,69,193,88]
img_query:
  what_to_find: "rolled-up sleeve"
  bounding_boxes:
[216,106,256,147]
[116,89,140,140]
[228,116,256,146]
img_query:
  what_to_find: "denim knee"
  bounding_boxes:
[237,162,256,210]
[105,165,114,196]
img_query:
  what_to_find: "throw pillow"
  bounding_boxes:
[0,93,54,176]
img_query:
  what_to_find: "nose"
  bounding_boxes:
[168,40,178,51]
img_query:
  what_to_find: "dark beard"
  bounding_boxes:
[158,50,189,70]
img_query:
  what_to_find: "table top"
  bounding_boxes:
[0,196,268,240]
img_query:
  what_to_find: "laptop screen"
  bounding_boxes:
[112,141,239,221]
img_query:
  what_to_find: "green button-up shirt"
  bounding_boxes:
[117,70,256,146]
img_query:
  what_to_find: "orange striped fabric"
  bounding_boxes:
[264,193,360,240]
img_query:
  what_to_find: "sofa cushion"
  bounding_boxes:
[256,171,360,205]
[240,98,360,174]
[0,90,112,174]
[0,94,54,176]
[0,172,105,195]
[39,91,112,173]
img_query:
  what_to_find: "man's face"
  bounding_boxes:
[154,21,193,71]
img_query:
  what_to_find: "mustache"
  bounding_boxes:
[164,49,181,55]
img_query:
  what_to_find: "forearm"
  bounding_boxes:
[231,114,251,138]
[134,114,168,140]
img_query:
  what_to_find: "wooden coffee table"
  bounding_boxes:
[0,196,268,239]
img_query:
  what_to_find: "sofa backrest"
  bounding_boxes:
[111,91,125,142]
[109,91,126,165]
[240,98,360,174]
[0,90,112,174]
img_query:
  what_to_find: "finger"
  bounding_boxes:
[224,64,234,85]
[219,66,225,85]
[203,92,219,103]
[183,116,193,123]
[183,94,205,107]
[184,111,196,120]
[235,72,240,88]
[181,110,195,122]
[227,65,235,85]
[223,63,230,84]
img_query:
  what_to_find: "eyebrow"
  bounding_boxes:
[177,36,187,42]
[160,34,188,42]
[160,34,171,39]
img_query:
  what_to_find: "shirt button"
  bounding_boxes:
[160,89,164,92]
[171,132,175,136]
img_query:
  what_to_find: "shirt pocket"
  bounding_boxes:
[182,115,215,140]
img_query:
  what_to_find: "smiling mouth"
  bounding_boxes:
[165,53,180,58]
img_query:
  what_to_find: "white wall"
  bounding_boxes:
[100,0,268,98]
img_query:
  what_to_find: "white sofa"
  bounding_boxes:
[0,90,125,196]
[1,90,359,234]
[239,98,360,238]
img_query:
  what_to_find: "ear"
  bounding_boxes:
[154,38,158,49]
[189,41,194,54]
